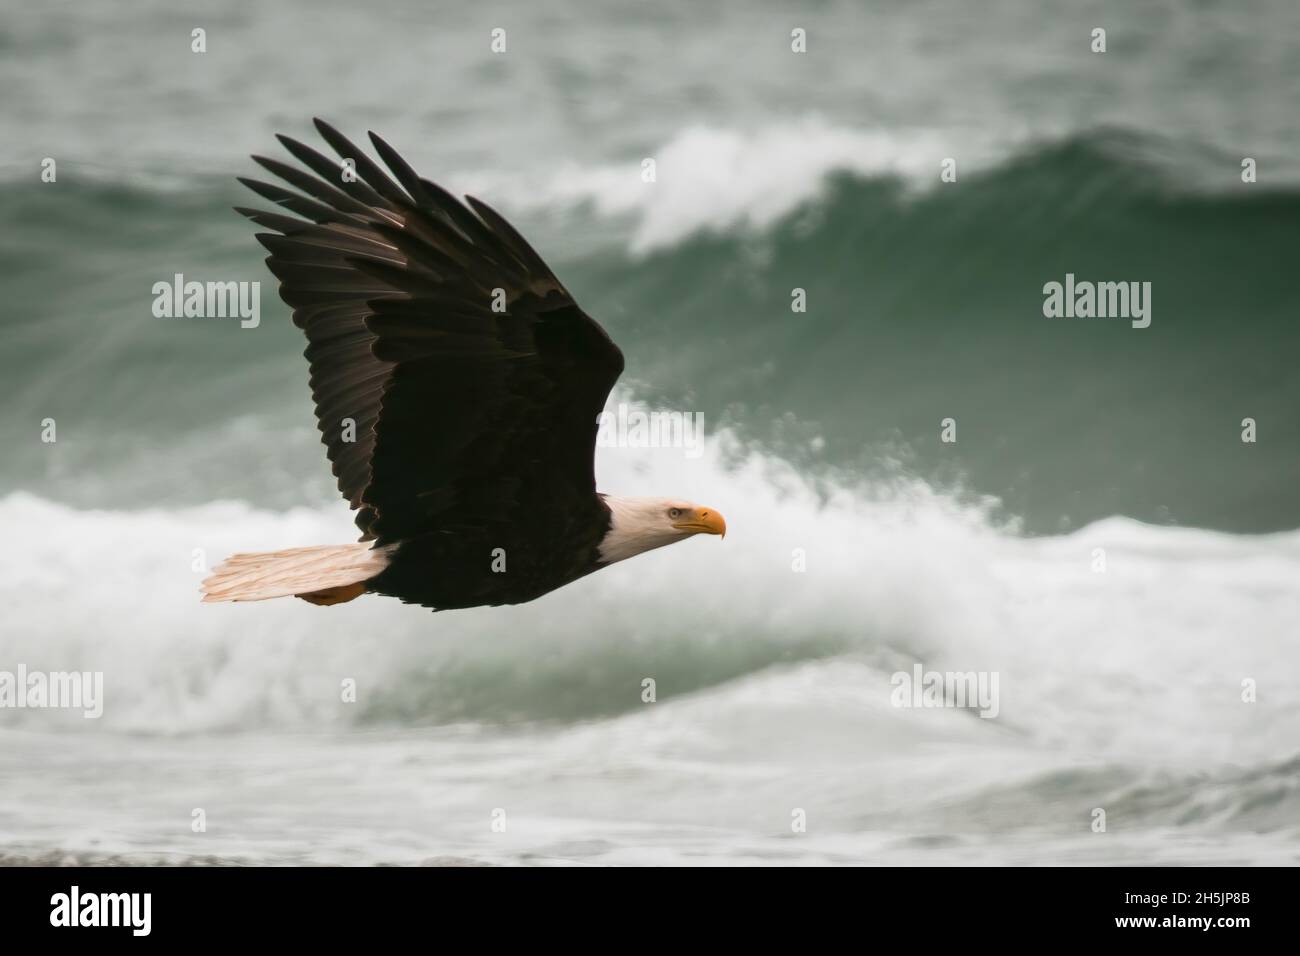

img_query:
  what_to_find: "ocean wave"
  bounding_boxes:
[4,125,1299,535]
[461,117,983,253]
[467,120,1292,251]
[7,122,1275,253]
[2,420,1298,764]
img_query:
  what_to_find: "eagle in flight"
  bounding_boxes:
[201,120,725,610]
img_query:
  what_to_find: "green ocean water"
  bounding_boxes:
[3,0,1299,533]
[4,131,1298,533]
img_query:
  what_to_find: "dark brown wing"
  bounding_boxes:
[237,119,624,545]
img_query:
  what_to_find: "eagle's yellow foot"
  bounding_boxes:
[295,582,367,606]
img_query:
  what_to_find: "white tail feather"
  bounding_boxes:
[200,542,392,604]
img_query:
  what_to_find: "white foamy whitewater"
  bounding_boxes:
[2,412,1297,865]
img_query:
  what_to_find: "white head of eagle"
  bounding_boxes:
[597,496,727,565]
[200,119,727,611]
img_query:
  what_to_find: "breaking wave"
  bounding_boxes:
[2,417,1298,778]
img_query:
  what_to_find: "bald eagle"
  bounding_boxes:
[201,120,725,610]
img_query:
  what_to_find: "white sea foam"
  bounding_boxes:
[461,118,1009,253]
[1,118,1005,255]
[2,403,1297,779]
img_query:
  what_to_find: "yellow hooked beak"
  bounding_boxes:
[672,506,727,538]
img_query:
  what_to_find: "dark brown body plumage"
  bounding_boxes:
[237,120,624,609]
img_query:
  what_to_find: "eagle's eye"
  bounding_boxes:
[668,508,683,519]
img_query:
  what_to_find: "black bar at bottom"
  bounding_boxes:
[0,865,1284,942]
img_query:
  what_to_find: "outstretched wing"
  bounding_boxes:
[237,119,624,545]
